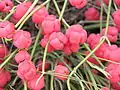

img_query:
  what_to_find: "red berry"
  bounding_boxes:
[37,60,50,71]
[27,73,44,90]
[17,61,36,81]
[0,69,11,87]
[95,0,109,6]
[104,45,120,62]
[100,87,109,90]
[0,44,8,58]
[49,32,68,50]
[41,15,60,35]
[15,50,31,64]
[68,0,87,9]
[0,21,15,38]
[55,65,69,80]
[0,0,13,13]
[32,6,48,24]
[112,83,120,90]
[106,63,120,83]
[100,26,118,42]
[40,34,55,52]
[0,88,4,90]
[84,8,100,20]
[66,24,87,45]
[11,2,32,23]
[63,43,80,55]
[112,10,120,31]
[13,30,32,49]
[114,0,120,6]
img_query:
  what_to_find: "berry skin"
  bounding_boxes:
[114,0,120,6]
[100,26,118,42]
[63,43,80,55]
[103,45,120,62]
[112,10,120,31]
[0,0,13,13]
[55,65,69,80]
[15,50,31,64]
[0,44,8,58]
[84,8,100,20]
[0,21,15,38]
[106,63,120,83]
[11,2,32,23]
[17,61,36,81]
[68,0,87,9]
[57,58,69,66]
[27,73,45,90]
[66,24,87,45]
[40,34,55,52]
[0,69,11,87]
[13,30,32,49]
[0,88,4,90]
[41,15,60,35]
[95,0,109,6]
[32,6,48,24]
[100,87,109,90]
[37,60,50,71]
[49,32,68,50]
[112,83,120,90]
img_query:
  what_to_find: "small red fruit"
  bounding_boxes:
[84,8,100,20]
[0,69,11,87]
[68,0,87,9]
[32,6,48,24]
[15,50,31,64]
[55,65,69,80]
[17,61,36,81]
[13,30,32,49]
[41,15,60,35]
[27,73,45,90]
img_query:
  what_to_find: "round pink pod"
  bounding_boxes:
[55,65,69,80]
[17,61,37,81]
[13,30,32,49]
[68,0,87,9]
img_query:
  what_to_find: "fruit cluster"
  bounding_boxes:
[0,0,120,90]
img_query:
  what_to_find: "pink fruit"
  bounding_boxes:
[55,65,69,80]
[41,15,60,35]
[15,50,31,64]
[0,21,15,38]
[100,26,118,42]
[0,0,13,13]
[27,73,44,90]
[68,0,87,9]
[32,6,48,24]
[11,2,32,23]
[0,69,11,87]
[84,8,100,20]
[17,61,36,81]
[66,24,87,45]
[0,44,8,58]
[13,30,32,49]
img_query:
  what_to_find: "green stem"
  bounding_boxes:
[104,0,112,35]
[59,0,67,21]
[0,49,17,68]
[31,29,41,61]
[42,41,49,73]
[52,0,69,27]
[24,80,27,90]
[67,39,105,90]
